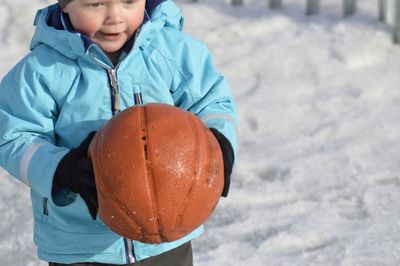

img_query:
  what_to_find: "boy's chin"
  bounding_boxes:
[92,40,125,54]
[98,45,124,54]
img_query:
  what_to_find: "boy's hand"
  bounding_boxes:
[53,132,98,220]
[209,128,234,197]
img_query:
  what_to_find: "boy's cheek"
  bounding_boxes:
[69,14,100,37]
[125,3,146,30]
[127,13,145,32]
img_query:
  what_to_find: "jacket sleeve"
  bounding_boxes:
[0,55,72,205]
[170,42,238,156]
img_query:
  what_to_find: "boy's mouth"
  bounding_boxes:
[102,32,122,41]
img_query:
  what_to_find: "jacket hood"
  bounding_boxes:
[30,0,184,60]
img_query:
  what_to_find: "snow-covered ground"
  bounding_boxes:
[1,0,400,265]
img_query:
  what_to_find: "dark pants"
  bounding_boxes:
[49,241,193,266]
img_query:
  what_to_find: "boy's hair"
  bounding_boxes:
[58,0,72,8]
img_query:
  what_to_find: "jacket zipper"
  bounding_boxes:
[107,68,138,264]
[98,26,142,114]
[124,238,136,263]
[101,29,144,263]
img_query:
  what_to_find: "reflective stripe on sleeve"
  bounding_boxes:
[20,142,46,186]
[199,114,237,128]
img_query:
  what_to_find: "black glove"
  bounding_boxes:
[53,132,98,220]
[210,128,235,197]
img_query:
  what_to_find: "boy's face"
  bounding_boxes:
[63,0,145,55]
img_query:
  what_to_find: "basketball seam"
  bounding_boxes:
[141,106,163,240]
[205,129,216,187]
[175,113,201,231]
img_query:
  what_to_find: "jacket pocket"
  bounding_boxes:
[43,197,49,216]
[31,191,48,221]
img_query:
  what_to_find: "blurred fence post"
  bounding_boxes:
[343,0,357,17]
[379,0,387,21]
[269,0,282,9]
[231,0,243,5]
[207,0,399,45]
[394,0,400,43]
[306,0,320,15]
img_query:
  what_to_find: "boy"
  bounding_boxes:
[0,0,237,265]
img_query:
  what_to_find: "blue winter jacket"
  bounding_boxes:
[0,0,237,264]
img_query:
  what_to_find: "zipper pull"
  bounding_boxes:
[109,69,118,88]
[108,69,121,115]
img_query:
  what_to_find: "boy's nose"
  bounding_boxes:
[105,5,122,24]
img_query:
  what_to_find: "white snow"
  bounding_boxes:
[1,0,400,265]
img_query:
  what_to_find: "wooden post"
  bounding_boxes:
[394,0,400,43]
[269,0,282,9]
[379,0,387,22]
[231,0,243,5]
[343,0,357,17]
[306,0,320,15]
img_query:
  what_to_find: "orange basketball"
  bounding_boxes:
[88,103,224,244]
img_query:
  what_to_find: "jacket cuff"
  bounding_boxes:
[203,119,237,157]
[26,141,75,206]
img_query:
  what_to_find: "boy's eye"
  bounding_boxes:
[86,2,104,8]
[123,0,138,5]
[83,0,138,8]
